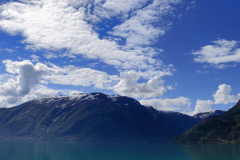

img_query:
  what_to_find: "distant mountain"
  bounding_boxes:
[0,92,204,142]
[193,110,226,121]
[172,100,240,143]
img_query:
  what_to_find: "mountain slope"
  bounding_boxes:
[172,100,240,143]
[0,92,202,142]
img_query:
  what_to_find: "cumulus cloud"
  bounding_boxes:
[114,70,168,99]
[192,39,240,68]
[140,97,191,111]
[191,100,213,115]
[1,60,52,97]
[213,84,240,104]
[0,73,12,85]
[1,59,120,91]
[190,84,240,115]
[0,59,121,107]
[0,60,56,106]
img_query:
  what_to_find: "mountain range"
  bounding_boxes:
[0,92,225,142]
[173,100,240,143]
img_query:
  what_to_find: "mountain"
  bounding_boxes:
[172,100,240,143]
[0,92,203,142]
[193,110,226,121]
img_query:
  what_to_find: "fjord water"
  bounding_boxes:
[0,140,239,160]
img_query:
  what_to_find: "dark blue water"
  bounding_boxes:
[0,140,239,160]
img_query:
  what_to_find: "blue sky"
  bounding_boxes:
[0,0,240,115]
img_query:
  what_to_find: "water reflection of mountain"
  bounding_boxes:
[182,144,240,160]
[1,140,239,160]
[0,140,192,160]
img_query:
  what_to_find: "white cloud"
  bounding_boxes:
[196,70,210,74]
[0,48,16,53]
[213,64,236,69]
[0,84,82,108]
[0,59,177,107]
[0,0,182,72]
[0,60,53,107]
[30,54,40,62]
[114,70,168,99]
[2,59,120,91]
[110,0,181,48]
[213,84,240,104]
[140,97,191,111]
[20,85,61,104]
[191,100,213,115]
[190,84,240,115]
[0,73,12,85]
[5,48,17,53]
[44,64,120,89]
[21,85,82,104]
[43,52,58,59]
[192,39,240,68]
[0,0,186,107]
[97,0,147,17]
[1,59,52,97]
[0,59,121,107]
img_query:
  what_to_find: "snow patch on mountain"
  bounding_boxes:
[193,109,226,120]
[30,92,140,108]
[107,95,122,102]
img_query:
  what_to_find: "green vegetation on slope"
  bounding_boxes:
[172,100,240,143]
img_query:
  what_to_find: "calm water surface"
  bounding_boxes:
[0,140,239,160]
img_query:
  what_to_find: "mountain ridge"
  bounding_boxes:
[0,92,226,142]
